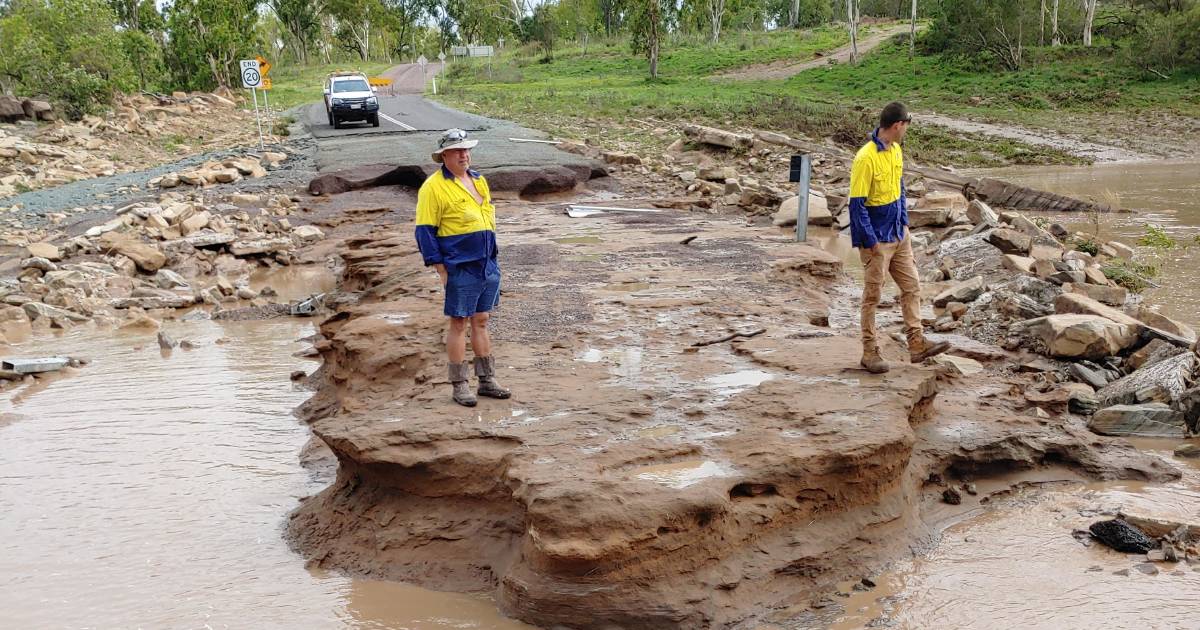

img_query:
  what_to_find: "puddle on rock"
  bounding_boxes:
[634,460,732,489]
[249,265,337,302]
[704,369,774,396]
[0,320,533,629]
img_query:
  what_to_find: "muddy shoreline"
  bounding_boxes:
[281,141,1190,627]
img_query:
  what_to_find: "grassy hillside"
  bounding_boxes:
[438,26,1199,168]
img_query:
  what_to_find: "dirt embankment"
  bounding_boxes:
[284,151,1181,627]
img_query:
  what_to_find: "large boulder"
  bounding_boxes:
[1096,352,1196,408]
[1088,403,1186,438]
[986,228,1032,255]
[682,124,753,150]
[1064,282,1127,307]
[1127,338,1186,372]
[1056,292,1193,347]
[907,206,950,228]
[933,275,985,308]
[26,242,63,262]
[966,199,999,227]
[1134,307,1197,345]
[772,194,831,227]
[100,235,167,272]
[1019,314,1139,360]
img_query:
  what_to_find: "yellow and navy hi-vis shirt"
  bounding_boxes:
[848,128,908,249]
[414,166,498,267]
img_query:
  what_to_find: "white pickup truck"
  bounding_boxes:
[323,72,380,129]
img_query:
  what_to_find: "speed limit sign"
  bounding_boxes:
[240,60,263,89]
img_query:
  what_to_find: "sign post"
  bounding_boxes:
[789,154,812,242]
[240,59,265,150]
[417,54,428,93]
[256,56,273,129]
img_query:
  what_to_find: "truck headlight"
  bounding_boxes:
[367,96,377,105]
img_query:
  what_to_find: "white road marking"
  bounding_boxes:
[378,112,416,131]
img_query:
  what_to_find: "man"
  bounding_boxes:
[415,129,511,406]
[849,102,949,374]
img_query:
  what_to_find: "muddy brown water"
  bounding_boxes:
[973,159,1200,328]
[0,319,532,629]
[830,445,1200,629]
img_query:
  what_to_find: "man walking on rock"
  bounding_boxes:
[415,129,511,406]
[850,102,949,373]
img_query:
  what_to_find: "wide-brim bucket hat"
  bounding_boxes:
[432,128,478,163]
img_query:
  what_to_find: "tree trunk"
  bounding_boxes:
[909,0,917,57]
[649,0,660,78]
[848,0,858,63]
[1051,0,1061,46]
[788,0,799,28]
[708,0,724,44]
[1082,0,1096,46]
[1039,0,1046,46]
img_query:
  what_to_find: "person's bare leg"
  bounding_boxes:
[469,312,492,358]
[470,312,510,398]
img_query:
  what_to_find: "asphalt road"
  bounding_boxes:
[302,64,593,175]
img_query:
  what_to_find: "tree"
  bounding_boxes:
[327,0,387,60]
[1081,0,1097,46]
[270,0,321,63]
[165,0,261,90]
[2,0,135,115]
[909,0,916,56]
[629,0,666,78]
[522,2,556,59]
[707,0,726,43]
[847,0,858,63]
[1051,0,1060,45]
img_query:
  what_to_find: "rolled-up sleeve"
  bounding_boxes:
[414,183,443,266]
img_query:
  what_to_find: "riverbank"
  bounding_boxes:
[1,100,1197,628]
[283,124,1196,626]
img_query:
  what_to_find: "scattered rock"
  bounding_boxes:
[682,124,753,150]
[1173,444,1200,459]
[966,199,999,226]
[1089,403,1186,438]
[931,354,984,377]
[772,194,831,227]
[942,487,962,505]
[986,228,1032,255]
[933,276,985,308]
[1096,352,1195,408]
[1089,519,1156,553]
[157,331,178,350]
[1018,314,1138,360]
[26,242,62,261]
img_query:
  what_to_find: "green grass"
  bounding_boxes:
[792,41,1200,122]
[268,61,395,111]
[438,28,1198,168]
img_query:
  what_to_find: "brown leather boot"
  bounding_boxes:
[909,335,951,363]
[860,345,890,374]
[473,356,511,399]
[449,361,477,407]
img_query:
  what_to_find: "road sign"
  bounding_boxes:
[240,59,262,89]
[255,55,271,77]
[438,52,446,62]
[417,55,428,66]
[261,77,272,90]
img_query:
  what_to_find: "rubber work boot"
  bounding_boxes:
[860,345,890,374]
[473,356,511,399]
[449,361,477,407]
[909,335,952,364]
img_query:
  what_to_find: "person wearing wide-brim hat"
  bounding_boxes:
[414,129,510,407]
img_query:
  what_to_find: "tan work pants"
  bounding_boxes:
[859,229,923,350]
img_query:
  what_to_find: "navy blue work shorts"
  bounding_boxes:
[444,259,500,318]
